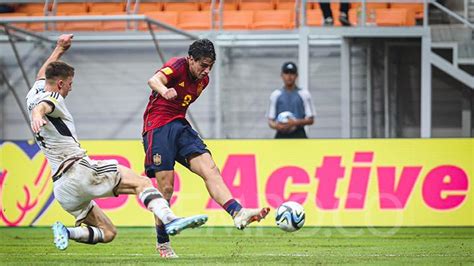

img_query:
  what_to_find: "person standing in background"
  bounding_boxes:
[267,62,316,139]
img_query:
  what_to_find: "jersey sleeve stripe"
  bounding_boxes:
[39,100,56,113]
[46,115,73,137]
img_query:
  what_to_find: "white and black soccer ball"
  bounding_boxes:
[275,201,305,232]
[276,111,296,124]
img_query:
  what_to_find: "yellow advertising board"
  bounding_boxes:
[0,139,472,227]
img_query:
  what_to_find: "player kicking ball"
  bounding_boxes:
[27,34,207,251]
[142,39,270,258]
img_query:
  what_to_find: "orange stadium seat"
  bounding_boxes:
[0,13,29,29]
[101,12,129,31]
[390,3,424,19]
[222,10,254,30]
[16,3,49,15]
[305,7,358,26]
[306,9,323,26]
[201,1,238,11]
[253,10,293,29]
[134,2,162,14]
[163,2,200,12]
[348,8,358,26]
[276,2,295,10]
[375,8,416,26]
[276,0,314,10]
[239,0,274,11]
[27,12,50,31]
[141,11,179,30]
[276,0,299,10]
[352,2,389,12]
[55,3,88,14]
[57,12,103,31]
[178,11,212,30]
[88,3,124,13]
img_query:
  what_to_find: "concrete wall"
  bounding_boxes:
[0,38,471,140]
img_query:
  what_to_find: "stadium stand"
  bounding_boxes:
[390,3,424,19]
[88,2,124,13]
[55,3,88,14]
[375,8,416,26]
[253,9,294,29]
[140,11,179,30]
[0,0,472,141]
[16,3,48,15]
[239,0,275,11]
[134,2,163,13]
[163,1,200,12]
[178,11,212,30]
[221,10,253,29]
[0,0,433,31]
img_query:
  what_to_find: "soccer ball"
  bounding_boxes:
[276,111,296,124]
[275,201,305,232]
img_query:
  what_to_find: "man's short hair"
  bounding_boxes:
[46,61,75,80]
[188,39,216,62]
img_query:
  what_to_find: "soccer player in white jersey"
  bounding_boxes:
[27,34,208,251]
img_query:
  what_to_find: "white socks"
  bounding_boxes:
[139,187,178,224]
[67,226,104,244]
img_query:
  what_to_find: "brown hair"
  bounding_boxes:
[45,61,75,81]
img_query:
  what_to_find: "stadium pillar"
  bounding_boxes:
[214,40,222,138]
[421,33,432,138]
[461,90,472,137]
[341,37,351,138]
[366,44,373,138]
[298,26,309,93]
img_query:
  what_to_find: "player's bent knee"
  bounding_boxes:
[102,227,117,243]
[136,176,153,192]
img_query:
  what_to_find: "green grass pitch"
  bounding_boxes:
[1,227,473,264]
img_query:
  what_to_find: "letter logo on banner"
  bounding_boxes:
[422,165,468,210]
[1,139,472,227]
[377,166,421,209]
[206,155,258,209]
[345,152,373,209]
[265,166,309,208]
[315,156,345,209]
[0,141,54,226]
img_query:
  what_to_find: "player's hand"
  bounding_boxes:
[31,117,47,133]
[276,122,290,132]
[286,119,298,127]
[57,34,73,51]
[162,88,177,100]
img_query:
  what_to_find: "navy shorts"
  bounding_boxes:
[142,119,209,178]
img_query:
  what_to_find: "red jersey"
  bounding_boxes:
[142,57,209,134]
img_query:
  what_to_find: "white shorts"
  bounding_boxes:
[53,157,121,225]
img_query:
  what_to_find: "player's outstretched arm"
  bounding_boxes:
[31,102,53,133]
[36,34,73,81]
[148,71,177,100]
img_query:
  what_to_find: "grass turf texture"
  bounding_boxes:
[1,227,472,264]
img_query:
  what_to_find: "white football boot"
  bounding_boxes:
[157,242,178,258]
[233,207,270,230]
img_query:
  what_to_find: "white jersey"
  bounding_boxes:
[26,80,86,175]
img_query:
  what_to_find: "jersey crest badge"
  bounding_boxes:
[153,154,162,166]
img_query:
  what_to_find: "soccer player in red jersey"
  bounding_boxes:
[142,39,270,258]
